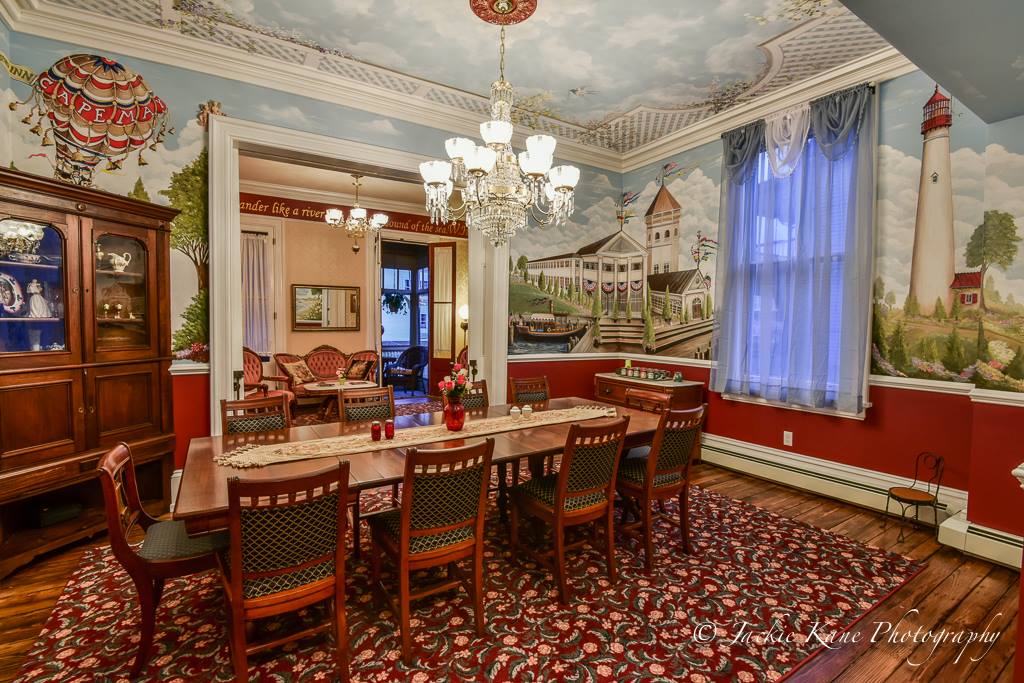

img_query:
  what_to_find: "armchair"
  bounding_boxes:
[242,347,293,404]
[384,345,428,394]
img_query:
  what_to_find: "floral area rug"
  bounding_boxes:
[15,486,921,682]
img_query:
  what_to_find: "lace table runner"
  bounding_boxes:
[214,405,617,468]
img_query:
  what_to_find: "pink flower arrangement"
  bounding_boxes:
[437,364,471,399]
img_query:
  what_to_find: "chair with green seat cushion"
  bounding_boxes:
[508,375,550,405]
[460,379,489,410]
[221,395,291,434]
[367,439,495,665]
[218,462,350,683]
[509,416,630,604]
[339,385,397,559]
[616,404,706,571]
[97,443,228,678]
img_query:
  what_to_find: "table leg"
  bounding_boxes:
[497,462,509,524]
[528,454,545,479]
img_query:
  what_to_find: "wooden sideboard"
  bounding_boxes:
[594,372,704,409]
[0,168,178,579]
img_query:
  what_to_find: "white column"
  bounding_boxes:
[469,231,508,397]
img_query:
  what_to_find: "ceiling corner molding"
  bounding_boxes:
[0,0,21,26]
[621,47,916,172]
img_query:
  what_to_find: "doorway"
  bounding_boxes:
[380,241,430,395]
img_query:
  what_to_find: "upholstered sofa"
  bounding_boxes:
[273,345,379,399]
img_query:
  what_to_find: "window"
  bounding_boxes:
[712,87,875,416]
[961,292,977,305]
[603,263,614,272]
[653,264,659,274]
[584,261,596,270]
[654,232,660,241]
[632,262,641,271]
[618,264,627,272]
[663,263,670,273]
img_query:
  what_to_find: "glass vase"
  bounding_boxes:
[444,396,465,432]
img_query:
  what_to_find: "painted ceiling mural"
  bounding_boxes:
[39,0,892,151]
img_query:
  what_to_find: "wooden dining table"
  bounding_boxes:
[174,397,661,536]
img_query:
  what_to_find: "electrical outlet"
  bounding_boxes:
[783,431,793,447]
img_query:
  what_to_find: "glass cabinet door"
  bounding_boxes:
[0,218,71,358]
[92,227,156,357]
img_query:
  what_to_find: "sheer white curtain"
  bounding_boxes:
[712,85,876,415]
[241,232,271,355]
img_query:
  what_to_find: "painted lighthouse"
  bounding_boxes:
[907,86,955,316]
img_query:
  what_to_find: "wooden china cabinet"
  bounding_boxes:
[0,167,177,579]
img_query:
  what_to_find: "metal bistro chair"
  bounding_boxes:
[885,451,945,540]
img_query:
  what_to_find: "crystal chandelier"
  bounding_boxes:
[419,27,580,247]
[325,174,389,253]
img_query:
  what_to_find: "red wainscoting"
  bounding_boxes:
[967,402,1024,537]
[170,371,211,470]
[508,356,1023,538]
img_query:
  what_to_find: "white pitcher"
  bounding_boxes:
[109,252,132,272]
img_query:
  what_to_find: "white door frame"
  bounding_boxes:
[207,116,506,434]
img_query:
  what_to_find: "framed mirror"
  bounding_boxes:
[291,285,360,331]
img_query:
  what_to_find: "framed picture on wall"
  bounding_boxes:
[291,284,360,331]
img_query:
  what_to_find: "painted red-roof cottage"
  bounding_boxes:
[950,270,982,308]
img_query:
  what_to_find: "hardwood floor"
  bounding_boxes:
[0,463,1017,682]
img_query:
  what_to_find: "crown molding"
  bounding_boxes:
[621,47,917,172]
[238,179,427,216]
[970,388,1024,407]
[1,0,624,171]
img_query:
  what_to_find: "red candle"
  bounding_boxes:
[384,419,395,439]
[371,421,382,441]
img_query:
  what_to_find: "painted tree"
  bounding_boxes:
[917,337,940,363]
[591,288,602,318]
[943,326,967,372]
[128,177,151,202]
[903,292,920,317]
[160,149,209,291]
[976,319,990,362]
[705,292,713,318]
[516,254,529,276]
[683,305,690,324]
[567,281,576,303]
[933,297,947,321]
[984,274,1003,306]
[950,294,962,320]
[884,291,896,309]
[645,286,653,317]
[887,321,910,371]
[642,308,656,351]
[873,276,885,304]
[662,286,672,322]
[537,271,546,291]
[871,303,888,358]
[1005,345,1024,380]
[172,288,208,352]
[964,210,1020,311]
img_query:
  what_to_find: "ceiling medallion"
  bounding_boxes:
[469,0,537,25]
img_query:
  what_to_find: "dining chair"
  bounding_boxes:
[367,439,495,664]
[616,405,706,570]
[885,451,945,539]
[219,461,350,683]
[622,387,672,460]
[339,385,397,556]
[461,379,489,410]
[509,416,630,604]
[97,443,228,677]
[221,395,291,434]
[339,385,395,423]
[508,375,550,404]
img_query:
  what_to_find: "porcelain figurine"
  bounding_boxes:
[26,279,52,318]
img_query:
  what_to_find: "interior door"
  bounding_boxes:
[428,242,456,391]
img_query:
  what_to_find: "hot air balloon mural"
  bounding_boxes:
[9,54,171,186]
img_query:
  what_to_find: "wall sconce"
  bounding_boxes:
[458,304,469,348]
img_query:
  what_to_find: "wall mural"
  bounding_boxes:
[508,142,722,358]
[510,70,1024,397]
[871,71,1024,392]
[0,32,473,362]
